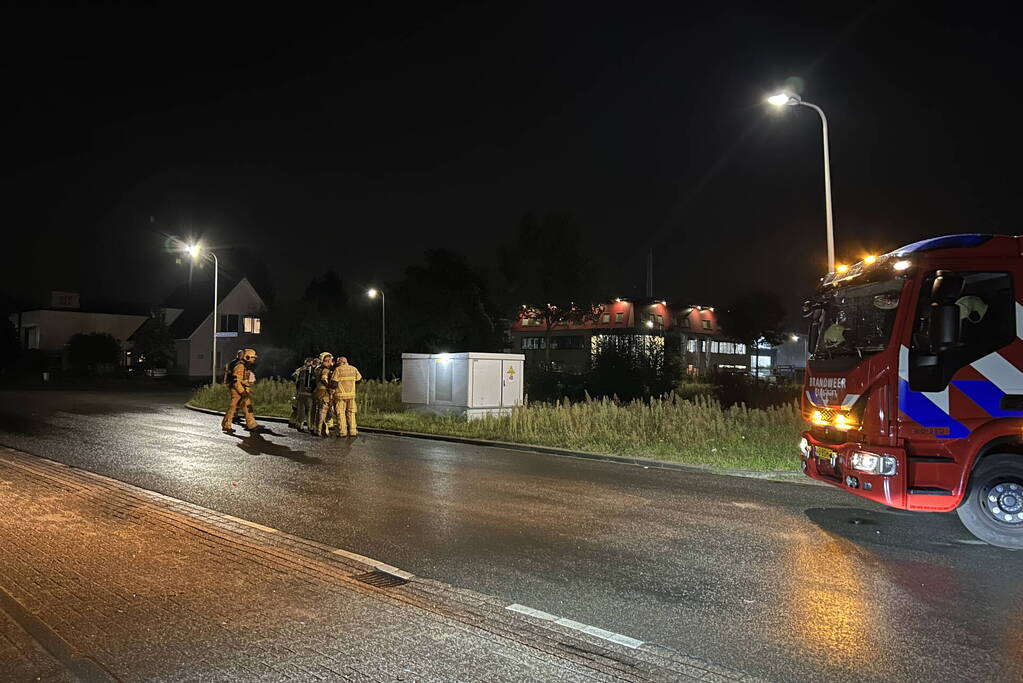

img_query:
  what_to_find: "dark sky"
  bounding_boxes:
[3,2,1019,316]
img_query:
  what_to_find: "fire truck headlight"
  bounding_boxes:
[893,260,911,272]
[811,410,828,426]
[851,451,898,476]
[833,413,855,430]
[799,437,811,457]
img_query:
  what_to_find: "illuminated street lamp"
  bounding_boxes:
[367,288,386,380]
[767,91,836,272]
[186,242,219,385]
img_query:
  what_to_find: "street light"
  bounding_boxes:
[768,91,836,272]
[185,242,219,385]
[367,288,385,380]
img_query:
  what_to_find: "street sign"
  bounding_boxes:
[215,332,238,338]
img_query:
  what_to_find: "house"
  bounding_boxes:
[510,298,792,377]
[511,298,671,371]
[9,291,151,369]
[162,277,267,380]
[672,305,753,376]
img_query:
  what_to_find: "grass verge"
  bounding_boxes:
[190,379,803,472]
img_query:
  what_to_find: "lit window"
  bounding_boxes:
[701,319,712,330]
[243,316,261,334]
[711,341,719,353]
[615,312,624,323]
[656,314,663,326]
[686,339,697,353]
[736,343,746,354]
[602,313,611,323]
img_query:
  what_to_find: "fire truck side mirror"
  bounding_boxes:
[932,271,965,302]
[929,303,961,351]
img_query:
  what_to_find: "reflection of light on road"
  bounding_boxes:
[784,528,878,669]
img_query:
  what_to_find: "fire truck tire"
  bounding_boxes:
[956,455,1023,550]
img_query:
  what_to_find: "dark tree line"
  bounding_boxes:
[247,210,789,393]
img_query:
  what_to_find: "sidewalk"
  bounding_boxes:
[0,446,759,682]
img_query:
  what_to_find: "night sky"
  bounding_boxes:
[3,2,1018,317]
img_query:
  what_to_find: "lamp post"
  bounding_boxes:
[767,91,836,272]
[187,243,219,385]
[367,288,385,380]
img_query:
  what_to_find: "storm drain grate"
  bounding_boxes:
[353,570,410,588]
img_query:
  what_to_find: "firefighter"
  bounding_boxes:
[290,357,317,431]
[331,356,363,437]
[223,350,244,424]
[312,352,335,437]
[222,348,260,434]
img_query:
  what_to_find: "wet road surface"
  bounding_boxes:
[1,389,1021,682]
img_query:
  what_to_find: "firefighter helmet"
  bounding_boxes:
[242,348,258,363]
[956,295,988,323]
[319,352,333,363]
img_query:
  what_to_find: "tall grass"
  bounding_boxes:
[190,379,402,419]
[189,379,802,472]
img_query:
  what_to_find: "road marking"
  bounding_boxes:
[221,514,280,534]
[219,515,415,580]
[506,603,644,649]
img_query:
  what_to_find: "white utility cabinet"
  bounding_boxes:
[401,352,525,419]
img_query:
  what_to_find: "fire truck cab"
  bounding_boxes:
[801,234,1023,549]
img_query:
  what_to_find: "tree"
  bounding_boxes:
[717,289,787,376]
[588,334,682,401]
[0,291,21,372]
[132,316,175,373]
[0,318,19,371]
[391,249,499,355]
[302,268,348,312]
[498,211,601,365]
[68,333,121,374]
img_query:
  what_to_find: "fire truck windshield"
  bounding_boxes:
[812,279,904,358]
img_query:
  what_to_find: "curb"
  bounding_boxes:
[184,402,816,485]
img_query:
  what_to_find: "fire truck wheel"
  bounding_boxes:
[957,454,1023,550]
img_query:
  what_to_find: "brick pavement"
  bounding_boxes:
[0,600,72,682]
[0,446,760,682]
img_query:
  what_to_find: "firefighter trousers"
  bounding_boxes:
[223,389,257,430]
[293,391,313,428]
[314,395,333,436]
[334,397,358,436]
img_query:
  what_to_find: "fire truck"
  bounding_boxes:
[800,234,1023,548]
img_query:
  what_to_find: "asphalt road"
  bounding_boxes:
[1,388,1020,682]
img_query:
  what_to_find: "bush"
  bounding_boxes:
[710,373,801,409]
[68,333,121,374]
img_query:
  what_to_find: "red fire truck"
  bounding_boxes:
[801,234,1023,548]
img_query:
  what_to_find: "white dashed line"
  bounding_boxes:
[506,603,644,649]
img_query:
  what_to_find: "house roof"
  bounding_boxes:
[163,277,263,339]
[22,299,152,317]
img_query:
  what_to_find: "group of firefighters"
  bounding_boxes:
[219,348,363,438]
[289,352,363,437]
